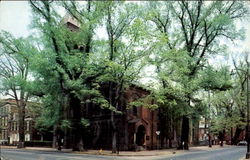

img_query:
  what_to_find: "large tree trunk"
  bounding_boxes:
[52,125,57,148]
[109,81,118,153]
[208,133,212,147]
[179,116,189,150]
[112,119,117,153]
[17,101,25,148]
[64,126,71,149]
[218,130,225,147]
[111,108,117,153]
[70,95,84,151]
[169,138,172,148]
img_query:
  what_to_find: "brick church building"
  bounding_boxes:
[83,85,160,150]
[60,15,161,150]
[61,15,180,151]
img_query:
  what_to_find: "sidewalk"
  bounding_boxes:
[84,145,230,156]
[0,146,72,153]
[0,144,231,156]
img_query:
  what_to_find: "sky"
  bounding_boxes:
[0,1,31,38]
[0,1,249,58]
[0,1,249,97]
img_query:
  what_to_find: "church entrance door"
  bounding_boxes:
[136,125,145,146]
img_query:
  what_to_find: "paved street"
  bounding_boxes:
[0,146,246,160]
[155,146,246,160]
[1,149,124,160]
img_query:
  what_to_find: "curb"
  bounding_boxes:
[0,145,236,157]
[73,150,183,157]
[73,152,174,157]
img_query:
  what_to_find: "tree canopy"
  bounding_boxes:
[0,0,249,150]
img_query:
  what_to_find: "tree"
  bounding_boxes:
[229,54,250,145]
[146,45,192,148]
[205,57,249,146]
[29,1,150,152]
[210,89,238,146]
[199,65,233,147]
[145,1,248,149]
[0,31,35,148]
[29,0,109,151]
[102,2,151,153]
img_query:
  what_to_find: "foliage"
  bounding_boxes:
[0,31,36,146]
[144,1,248,148]
[0,1,249,149]
[80,118,90,128]
[209,58,248,136]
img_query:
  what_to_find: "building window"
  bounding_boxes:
[13,113,16,120]
[27,121,30,131]
[133,106,137,116]
[25,134,30,141]
[5,117,7,126]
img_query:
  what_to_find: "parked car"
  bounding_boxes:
[238,141,247,146]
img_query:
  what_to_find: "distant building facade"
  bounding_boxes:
[0,99,41,145]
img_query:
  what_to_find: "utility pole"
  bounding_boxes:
[208,90,212,147]
[246,57,250,159]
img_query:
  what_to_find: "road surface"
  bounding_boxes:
[0,146,246,160]
[155,146,246,160]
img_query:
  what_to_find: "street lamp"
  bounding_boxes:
[208,90,212,148]
[156,131,160,150]
[0,138,1,160]
[246,59,250,159]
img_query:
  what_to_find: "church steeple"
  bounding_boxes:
[62,13,80,32]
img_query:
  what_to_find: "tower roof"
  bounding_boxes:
[62,13,80,30]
